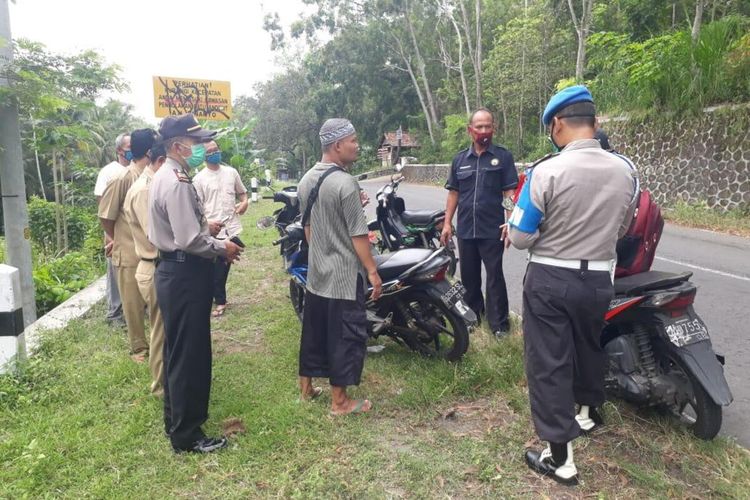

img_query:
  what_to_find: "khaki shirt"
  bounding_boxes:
[508,139,637,261]
[123,167,158,261]
[147,157,226,259]
[98,162,146,267]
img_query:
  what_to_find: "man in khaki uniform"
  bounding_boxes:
[99,129,157,362]
[123,140,168,395]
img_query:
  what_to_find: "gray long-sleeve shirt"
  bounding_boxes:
[508,139,637,261]
[147,157,226,259]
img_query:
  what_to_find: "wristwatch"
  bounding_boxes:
[502,196,515,212]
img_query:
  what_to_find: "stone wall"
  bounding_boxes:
[400,106,750,212]
[401,164,451,184]
[602,105,750,211]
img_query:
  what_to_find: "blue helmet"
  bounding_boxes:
[542,85,594,127]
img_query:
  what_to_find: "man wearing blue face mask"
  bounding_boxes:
[149,114,243,454]
[95,133,131,326]
[193,140,248,317]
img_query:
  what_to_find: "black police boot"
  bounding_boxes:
[575,405,604,434]
[524,441,579,486]
[173,436,228,454]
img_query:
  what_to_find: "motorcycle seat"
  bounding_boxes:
[614,270,693,296]
[374,248,435,281]
[274,191,298,206]
[401,209,445,226]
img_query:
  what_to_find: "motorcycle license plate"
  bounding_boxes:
[441,281,467,308]
[664,315,709,347]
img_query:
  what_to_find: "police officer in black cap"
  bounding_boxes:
[441,108,518,338]
[148,113,243,453]
[508,86,637,485]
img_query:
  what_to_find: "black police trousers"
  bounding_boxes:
[457,238,510,332]
[522,262,613,443]
[299,276,368,387]
[155,257,214,449]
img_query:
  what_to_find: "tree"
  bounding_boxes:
[567,0,595,81]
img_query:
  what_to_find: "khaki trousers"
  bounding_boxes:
[136,260,165,395]
[116,265,148,355]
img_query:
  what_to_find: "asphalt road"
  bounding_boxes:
[361,179,750,447]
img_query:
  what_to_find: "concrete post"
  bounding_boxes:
[0,0,37,327]
[0,264,26,373]
[250,177,258,203]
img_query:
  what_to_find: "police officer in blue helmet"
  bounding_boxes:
[507,85,638,485]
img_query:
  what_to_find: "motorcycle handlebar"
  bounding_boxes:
[272,235,289,246]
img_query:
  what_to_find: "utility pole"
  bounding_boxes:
[0,0,37,326]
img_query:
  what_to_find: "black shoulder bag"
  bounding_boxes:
[300,166,345,227]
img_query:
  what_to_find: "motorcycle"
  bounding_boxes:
[369,169,457,276]
[604,270,733,439]
[274,221,476,361]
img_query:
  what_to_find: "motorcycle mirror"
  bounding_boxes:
[256,216,275,230]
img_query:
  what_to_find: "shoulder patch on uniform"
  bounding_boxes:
[508,168,544,234]
[529,152,559,169]
[172,169,192,183]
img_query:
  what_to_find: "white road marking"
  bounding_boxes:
[655,256,750,282]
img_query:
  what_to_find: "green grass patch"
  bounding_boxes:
[1,201,749,498]
[664,200,750,237]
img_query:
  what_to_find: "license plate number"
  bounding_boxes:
[664,316,709,347]
[441,281,466,308]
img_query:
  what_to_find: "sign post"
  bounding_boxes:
[153,76,232,120]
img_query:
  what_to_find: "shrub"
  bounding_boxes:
[33,252,100,315]
[27,197,96,255]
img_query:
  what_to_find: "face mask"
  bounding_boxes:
[548,121,561,152]
[179,143,207,168]
[205,151,222,164]
[124,150,133,162]
[469,127,493,147]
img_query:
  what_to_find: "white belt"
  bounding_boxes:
[529,254,614,272]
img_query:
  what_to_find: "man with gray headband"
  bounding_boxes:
[296,118,382,415]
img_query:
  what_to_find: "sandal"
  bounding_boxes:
[298,387,323,403]
[212,305,227,317]
[330,399,372,416]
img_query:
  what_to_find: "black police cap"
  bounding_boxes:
[158,113,216,142]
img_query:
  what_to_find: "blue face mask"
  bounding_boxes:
[205,152,222,164]
[124,150,133,162]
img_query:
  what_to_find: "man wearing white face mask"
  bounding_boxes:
[193,140,248,317]
[148,114,243,454]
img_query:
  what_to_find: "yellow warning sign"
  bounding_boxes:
[153,76,232,120]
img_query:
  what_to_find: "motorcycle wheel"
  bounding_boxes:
[395,291,469,361]
[663,355,722,440]
[289,279,305,323]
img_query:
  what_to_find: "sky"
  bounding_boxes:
[9,0,312,124]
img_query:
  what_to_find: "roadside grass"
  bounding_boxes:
[663,201,750,237]
[1,200,749,498]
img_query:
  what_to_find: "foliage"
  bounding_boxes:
[26,197,95,256]
[243,0,750,164]
[32,251,101,315]
[25,197,104,314]
[588,16,750,114]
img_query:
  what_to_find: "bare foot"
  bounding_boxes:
[130,352,147,363]
[330,398,372,416]
[299,386,323,402]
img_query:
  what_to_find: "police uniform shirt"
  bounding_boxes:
[445,144,518,239]
[122,167,158,261]
[508,139,637,260]
[147,157,226,259]
[98,162,146,267]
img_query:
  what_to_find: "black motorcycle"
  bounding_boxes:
[604,270,733,439]
[369,171,457,276]
[274,222,476,361]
